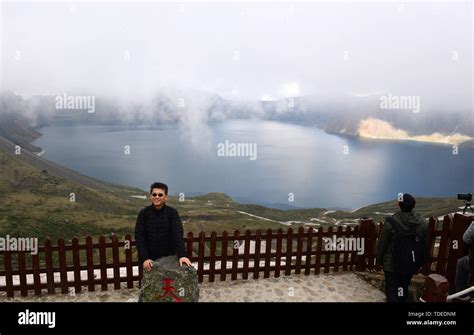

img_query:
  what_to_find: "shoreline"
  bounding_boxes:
[34,119,473,147]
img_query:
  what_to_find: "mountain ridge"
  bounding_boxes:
[2,90,472,147]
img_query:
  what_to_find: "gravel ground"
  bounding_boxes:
[0,272,385,302]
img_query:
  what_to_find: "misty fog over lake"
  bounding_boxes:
[4,2,473,210]
[33,120,474,210]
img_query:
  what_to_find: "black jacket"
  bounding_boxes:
[376,211,428,272]
[134,204,187,263]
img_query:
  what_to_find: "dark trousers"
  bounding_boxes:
[384,271,413,302]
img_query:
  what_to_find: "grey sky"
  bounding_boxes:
[1,1,472,111]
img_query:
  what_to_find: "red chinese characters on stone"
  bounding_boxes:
[159,278,183,302]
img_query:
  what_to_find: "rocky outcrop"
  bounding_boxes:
[357,118,472,145]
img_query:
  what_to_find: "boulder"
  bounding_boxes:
[139,256,199,302]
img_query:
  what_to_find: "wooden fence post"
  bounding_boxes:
[44,238,55,294]
[231,230,239,281]
[356,218,375,271]
[294,227,304,275]
[111,235,121,290]
[209,232,217,282]
[334,226,343,272]
[242,230,251,279]
[253,230,262,279]
[264,229,272,279]
[285,228,293,276]
[98,236,107,291]
[18,250,27,297]
[274,229,283,278]
[314,227,323,275]
[324,226,333,273]
[220,231,228,281]
[124,234,134,289]
[72,237,82,293]
[304,227,313,275]
[57,238,68,294]
[435,215,452,275]
[32,251,41,296]
[421,274,449,302]
[198,232,206,282]
[86,236,95,292]
[342,226,351,271]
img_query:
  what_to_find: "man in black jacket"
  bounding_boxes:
[135,182,192,271]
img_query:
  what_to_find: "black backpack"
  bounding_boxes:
[388,217,426,275]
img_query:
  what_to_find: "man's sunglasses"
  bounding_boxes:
[151,193,165,198]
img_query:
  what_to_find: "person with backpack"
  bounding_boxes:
[376,193,428,302]
[135,182,192,271]
[453,220,474,300]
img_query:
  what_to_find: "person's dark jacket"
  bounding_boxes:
[463,221,474,270]
[134,204,187,263]
[376,211,428,272]
[463,221,474,246]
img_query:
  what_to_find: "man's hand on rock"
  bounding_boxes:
[143,259,154,272]
[179,257,192,267]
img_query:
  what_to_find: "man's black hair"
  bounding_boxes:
[150,182,168,195]
[398,193,416,212]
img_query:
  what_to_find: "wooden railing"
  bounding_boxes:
[0,213,472,297]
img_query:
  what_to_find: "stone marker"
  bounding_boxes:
[139,255,199,302]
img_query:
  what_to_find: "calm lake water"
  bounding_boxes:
[33,120,474,209]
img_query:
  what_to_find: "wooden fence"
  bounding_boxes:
[0,213,472,298]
